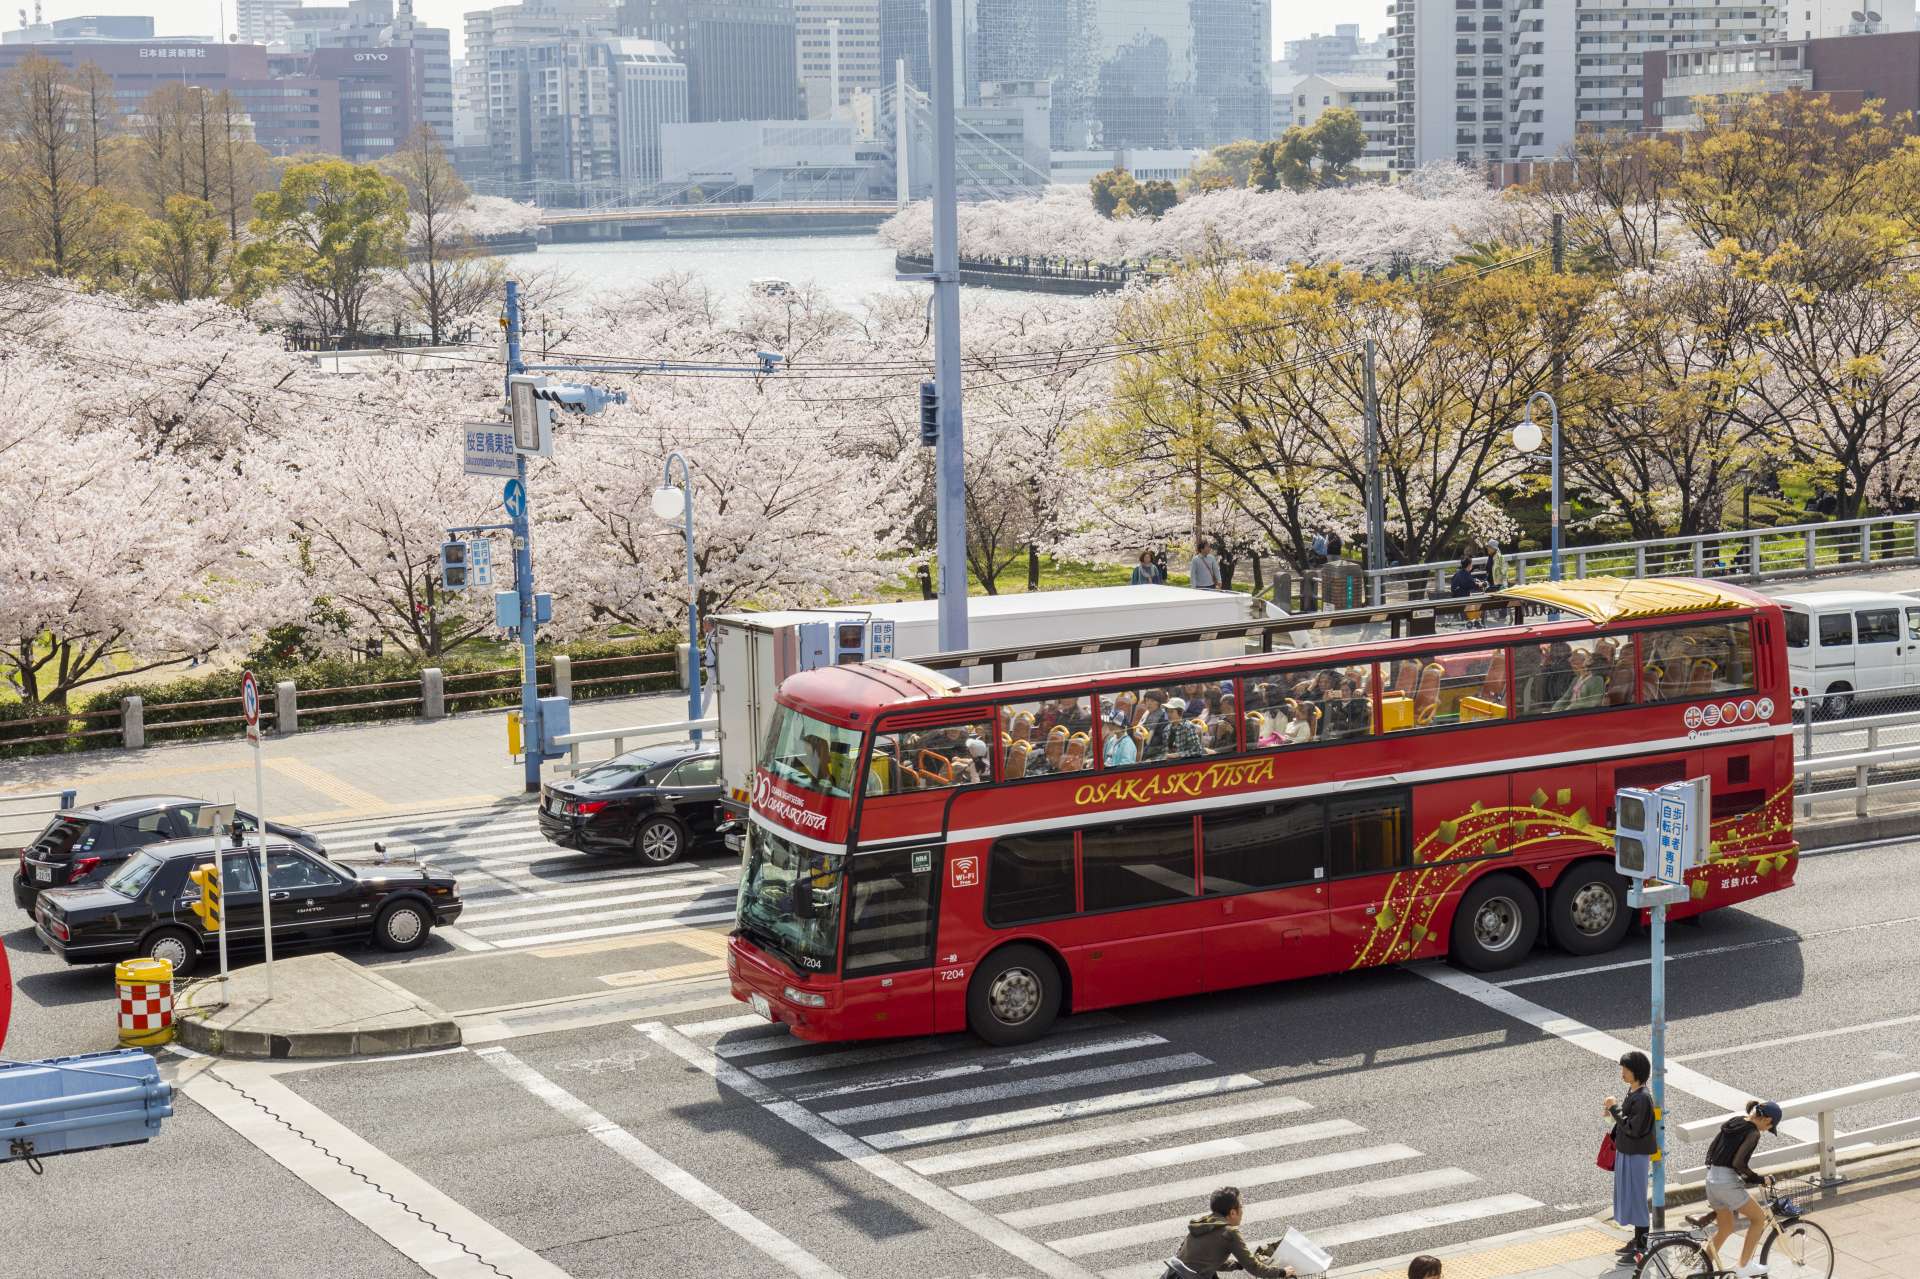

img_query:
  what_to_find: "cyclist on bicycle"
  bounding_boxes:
[1703,1099,1783,1276]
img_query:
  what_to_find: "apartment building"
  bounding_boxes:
[1292,72,1398,171]
[794,0,879,116]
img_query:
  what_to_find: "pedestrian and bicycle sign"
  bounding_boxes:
[241,671,260,746]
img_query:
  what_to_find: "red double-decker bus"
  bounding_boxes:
[728,578,1796,1044]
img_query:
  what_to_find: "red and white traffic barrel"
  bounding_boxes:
[116,958,174,1048]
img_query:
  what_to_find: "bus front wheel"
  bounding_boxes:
[1450,875,1540,972]
[967,944,1061,1046]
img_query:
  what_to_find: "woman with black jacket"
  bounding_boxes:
[1703,1100,1783,1277]
[1605,1050,1657,1260]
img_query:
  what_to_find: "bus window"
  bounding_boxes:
[868,719,995,794]
[1202,801,1324,894]
[1241,665,1371,748]
[1516,637,1632,716]
[1000,697,1093,779]
[760,707,864,799]
[1328,794,1408,877]
[1082,817,1198,911]
[1640,621,1755,701]
[985,832,1076,926]
[842,847,937,974]
[1378,648,1504,730]
[1098,684,1222,764]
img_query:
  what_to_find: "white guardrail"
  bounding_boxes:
[1676,1072,1920,1183]
[548,718,715,776]
[1795,692,1920,819]
[0,787,76,856]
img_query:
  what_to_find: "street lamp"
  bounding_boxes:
[1514,391,1563,581]
[654,452,702,741]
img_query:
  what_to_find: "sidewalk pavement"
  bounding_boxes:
[1338,1150,1920,1279]
[0,693,689,827]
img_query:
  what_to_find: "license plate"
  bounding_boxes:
[34,865,52,884]
[749,992,771,1020]
[547,796,562,815]
[724,833,741,854]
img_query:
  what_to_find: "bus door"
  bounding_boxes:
[837,845,941,1038]
[1067,816,1213,1010]
[1198,800,1331,987]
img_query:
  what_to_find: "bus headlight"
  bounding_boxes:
[783,986,827,1008]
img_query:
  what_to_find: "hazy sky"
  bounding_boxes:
[39,0,1379,64]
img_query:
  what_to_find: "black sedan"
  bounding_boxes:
[14,794,321,914]
[33,835,462,976]
[538,745,725,865]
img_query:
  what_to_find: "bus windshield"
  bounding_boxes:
[760,706,864,799]
[738,829,844,973]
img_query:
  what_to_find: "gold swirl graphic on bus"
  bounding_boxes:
[1346,783,1798,970]
[1072,757,1277,808]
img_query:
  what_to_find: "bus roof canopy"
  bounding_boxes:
[1499,577,1756,624]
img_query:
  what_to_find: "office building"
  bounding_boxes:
[794,0,879,115]
[1281,23,1393,76]
[270,43,424,157]
[235,0,301,43]
[1050,145,1205,185]
[1777,0,1915,39]
[620,0,803,121]
[460,1,618,148]
[1289,72,1396,171]
[607,36,687,181]
[1646,29,1920,127]
[268,0,450,144]
[1391,0,1779,170]
[661,116,868,195]
[3,13,151,42]
[484,34,686,192]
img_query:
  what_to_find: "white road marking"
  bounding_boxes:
[477,1045,844,1279]
[481,908,739,948]
[182,1063,567,1279]
[790,1034,1169,1103]
[679,1012,779,1038]
[863,1073,1265,1151]
[456,878,726,922]
[952,1118,1365,1201]
[1052,1167,1483,1257]
[433,924,495,952]
[458,872,730,907]
[462,890,735,934]
[1497,914,1920,988]
[1673,1012,1920,1063]
[637,1020,1104,1279]
[748,1014,1127,1081]
[458,990,739,1044]
[905,1094,1314,1177]
[1421,967,1820,1143]
[1002,1144,1422,1230]
[1095,1194,1544,1279]
[818,1053,1216,1127]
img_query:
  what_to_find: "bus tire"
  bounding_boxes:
[1547,863,1630,956]
[1449,875,1540,972]
[967,944,1061,1046]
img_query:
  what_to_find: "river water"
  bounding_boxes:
[531,233,905,313]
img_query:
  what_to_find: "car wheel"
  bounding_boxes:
[1449,874,1540,972]
[967,944,1061,1046]
[634,817,686,866]
[1819,684,1854,720]
[143,927,200,977]
[373,900,432,952]
[1547,863,1631,956]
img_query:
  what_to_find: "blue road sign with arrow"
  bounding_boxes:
[503,478,527,519]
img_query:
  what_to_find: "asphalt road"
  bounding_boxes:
[5,830,1916,1279]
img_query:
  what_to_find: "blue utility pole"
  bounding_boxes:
[1650,888,1669,1230]
[659,451,701,741]
[505,281,541,794]
[928,0,967,653]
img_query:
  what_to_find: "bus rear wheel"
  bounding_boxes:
[1450,875,1540,972]
[967,944,1060,1046]
[1547,864,1631,956]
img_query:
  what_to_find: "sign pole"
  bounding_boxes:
[214,823,230,1005]
[243,671,274,1002]
[505,283,542,795]
[1649,886,1668,1230]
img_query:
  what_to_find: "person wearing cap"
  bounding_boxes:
[1165,698,1207,758]
[1103,709,1138,767]
[1703,1100,1783,1276]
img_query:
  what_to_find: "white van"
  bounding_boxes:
[1773,588,1920,717]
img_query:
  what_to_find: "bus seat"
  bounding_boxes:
[1414,662,1444,724]
[1480,650,1507,702]
[1686,657,1719,696]
[1004,739,1030,779]
[1605,661,1635,706]
[1394,660,1421,694]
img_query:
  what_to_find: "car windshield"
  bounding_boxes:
[737,828,843,974]
[104,852,162,898]
[574,758,659,793]
[760,707,864,800]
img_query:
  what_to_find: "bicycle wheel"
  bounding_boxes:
[1761,1217,1835,1279]
[1637,1238,1717,1279]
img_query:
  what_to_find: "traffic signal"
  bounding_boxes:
[1614,787,1653,879]
[440,540,469,593]
[919,381,939,446]
[187,864,222,933]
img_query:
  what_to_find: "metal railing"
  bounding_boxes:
[1795,685,1920,818]
[1368,512,1920,598]
[550,717,716,776]
[0,788,76,855]
[1675,1072,1920,1183]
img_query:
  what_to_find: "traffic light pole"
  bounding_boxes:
[928,0,967,654]
[505,282,541,795]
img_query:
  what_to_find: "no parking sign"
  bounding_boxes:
[0,933,10,1053]
[242,671,260,746]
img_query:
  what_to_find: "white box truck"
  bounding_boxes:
[712,585,1287,801]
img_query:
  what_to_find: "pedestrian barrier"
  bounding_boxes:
[1674,1071,1920,1184]
[1793,686,1920,819]
[114,958,174,1049]
[551,717,717,776]
[0,788,76,856]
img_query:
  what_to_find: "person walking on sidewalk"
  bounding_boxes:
[1704,1100,1783,1277]
[1160,1187,1295,1279]
[1189,539,1222,591]
[1605,1050,1657,1261]
[1407,1258,1442,1279]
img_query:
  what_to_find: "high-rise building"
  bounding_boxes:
[619,0,803,121]
[460,1,619,150]
[1391,0,1779,171]
[1288,72,1396,171]
[2,13,153,43]
[1775,0,1915,40]
[606,36,687,180]
[878,0,928,90]
[794,0,879,116]
[1646,30,1920,127]
[970,0,1269,151]
[1280,23,1393,77]
[234,0,302,44]
[267,0,451,144]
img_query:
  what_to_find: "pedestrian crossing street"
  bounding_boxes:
[656,1011,1547,1276]
[312,805,740,952]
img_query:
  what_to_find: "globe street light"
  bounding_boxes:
[654,452,702,740]
[1514,391,1563,581]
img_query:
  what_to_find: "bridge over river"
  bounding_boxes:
[538,202,897,242]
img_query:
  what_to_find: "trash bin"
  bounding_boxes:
[115,958,174,1048]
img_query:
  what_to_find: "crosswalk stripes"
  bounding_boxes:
[658,1013,1547,1274]
[311,806,741,952]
